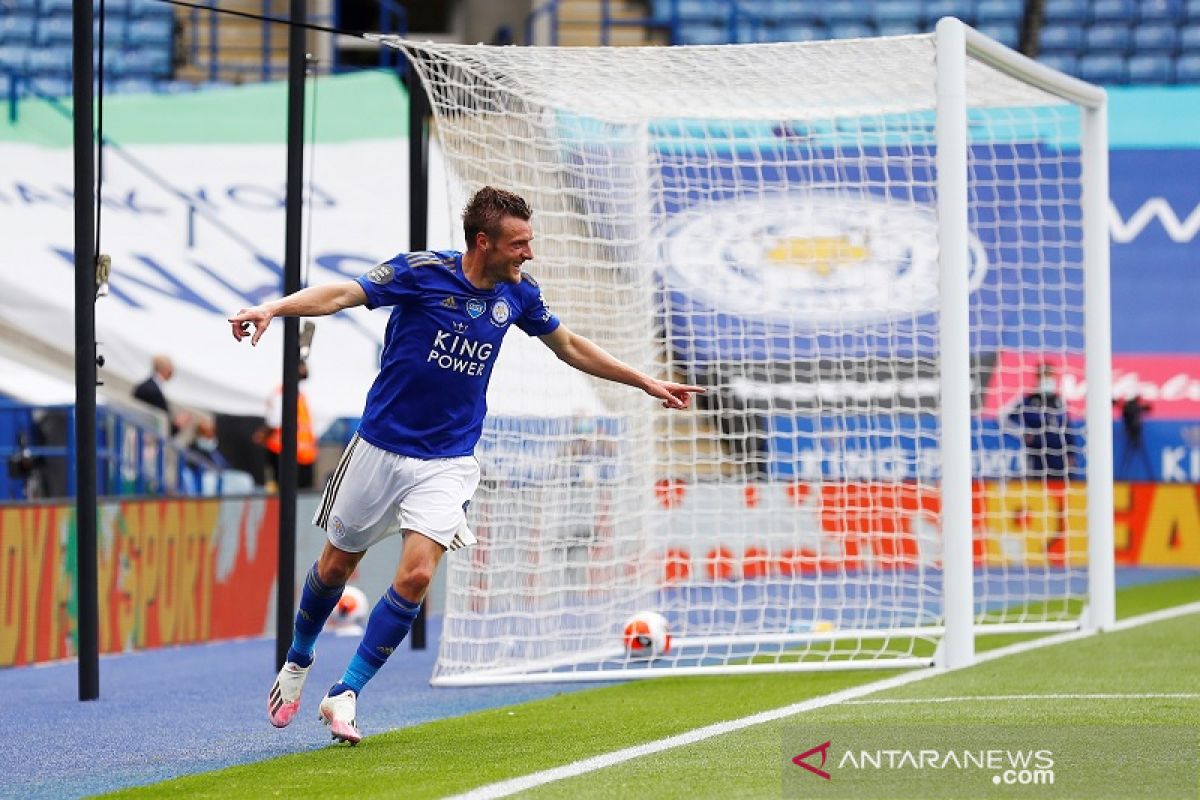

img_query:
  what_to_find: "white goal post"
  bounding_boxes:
[376,17,1113,685]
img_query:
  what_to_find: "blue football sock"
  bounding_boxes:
[286,563,345,668]
[332,587,421,695]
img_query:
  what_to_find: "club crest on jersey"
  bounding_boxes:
[366,263,394,284]
[441,296,458,309]
[490,299,511,327]
[466,299,486,319]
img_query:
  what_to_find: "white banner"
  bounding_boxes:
[0,137,600,428]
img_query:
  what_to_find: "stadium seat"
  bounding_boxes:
[1086,23,1132,53]
[828,21,876,40]
[1038,53,1081,75]
[765,0,824,23]
[127,18,173,47]
[3,0,38,12]
[975,0,1023,24]
[676,21,728,44]
[34,16,73,45]
[873,0,924,25]
[1181,24,1200,51]
[0,15,35,45]
[1133,23,1179,53]
[878,19,926,35]
[26,47,71,75]
[39,0,74,15]
[675,0,727,24]
[1187,0,1200,21]
[1040,23,1084,52]
[1091,0,1136,22]
[1079,52,1127,82]
[1126,53,1173,81]
[120,47,171,78]
[1042,0,1089,24]
[128,0,174,19]
[820,1,870,24]
[0,72,9,97]
[1137,0,1182,22]
[0,45,26,71]
[1175,53,1200,80]
[775,22,828,41]
[924,0,976,24]
[977,21,1019,48]
[28,75,70,96]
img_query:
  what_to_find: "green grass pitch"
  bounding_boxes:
[105,576,1200,799]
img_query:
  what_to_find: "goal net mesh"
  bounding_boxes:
[378,34,1093,684]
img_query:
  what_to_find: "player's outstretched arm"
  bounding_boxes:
[540,324,704,410]
[229,281,368,346]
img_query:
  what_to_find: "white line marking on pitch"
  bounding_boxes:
[844,693,1200,705]
[446,600,1200,800]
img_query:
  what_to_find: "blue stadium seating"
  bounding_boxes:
[822,1,871,24]
[38,0,74,14]
[26,47,71,75]
[0,15,35,45]
[0,45,26,71]
[1040,23,1085,52]
[674,0,727,24]
[1126,53,1173,81]
[128,0,175,19]
[1091,0,1136,22]
[1137,0,1182,22]
[1086,23,1132,53]
[1181,24,1200,51]
[976,0,1023,23]
[775,22,827,42]
[1038,53,1081,74]
[677,21,728,44]
[1134,23,1179,53]
[977,21,1020,48]
[1176,53,1200,80]
[3,0,38,12]
[1187,0,1200,21]
[924,0,976,24]
[128,18,173,47]
[765,0,825,23]
[828,21,875,39]
[34,16,73,45]
[0,72,9,96]
[874,0,924,25]
[878,19,926,35]
[1079,52,1126,82]
[1042,0,1089,24]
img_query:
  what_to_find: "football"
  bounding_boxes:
[622,611,671,658]
[330,585,369,636]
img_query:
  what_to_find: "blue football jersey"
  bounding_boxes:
[354,250,560,459]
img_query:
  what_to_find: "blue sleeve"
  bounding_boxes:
[514,275,560,337]
[355,254,419,309]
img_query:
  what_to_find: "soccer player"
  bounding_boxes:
[228,186,703,744]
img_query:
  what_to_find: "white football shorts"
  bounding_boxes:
[312,433,480,553]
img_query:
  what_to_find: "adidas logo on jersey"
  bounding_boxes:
[441,296,458,309]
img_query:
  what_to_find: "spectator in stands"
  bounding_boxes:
[132,354,188,435]
[189,416,229,472]
[256,359,317,489]
[1116,393,1154,479]
[1006,363,1077,479]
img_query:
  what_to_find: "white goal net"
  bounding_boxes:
[378,22,1112,685]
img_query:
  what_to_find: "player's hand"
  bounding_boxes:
[229,305,273,346]
[647,380,705,410]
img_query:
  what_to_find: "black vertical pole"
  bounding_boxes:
[72,0,99,702]
[275,0,305,672]
[406,62,429,651]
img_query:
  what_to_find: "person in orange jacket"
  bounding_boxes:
[257,359,317,489]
